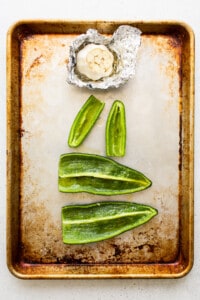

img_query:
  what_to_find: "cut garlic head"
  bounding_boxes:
[76,44,114,81]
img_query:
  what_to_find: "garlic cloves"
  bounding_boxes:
[76,44,114,81]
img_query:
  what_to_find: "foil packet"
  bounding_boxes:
[67,25,142,89]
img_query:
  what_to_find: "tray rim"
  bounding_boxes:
[6,19,194,279]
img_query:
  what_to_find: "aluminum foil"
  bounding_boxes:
[67,25,142,89]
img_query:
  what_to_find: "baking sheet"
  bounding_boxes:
[7,21,194,278]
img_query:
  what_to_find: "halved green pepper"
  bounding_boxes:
[68,95,105,147]
[62,201,158,244]
[58,153,152,195]
[106,100,126,157]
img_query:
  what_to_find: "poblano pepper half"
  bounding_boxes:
[58,153,152,195]
[62,201,158,244]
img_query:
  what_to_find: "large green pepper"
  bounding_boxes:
[68,95,105,147]
[62,201,157,244]
[58,153,152,195]
[106,100,126,157]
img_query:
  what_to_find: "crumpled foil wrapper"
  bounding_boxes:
[67,25,142,89]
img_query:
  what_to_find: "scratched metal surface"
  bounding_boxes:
[7,21,194,278]
[20,32,180,264]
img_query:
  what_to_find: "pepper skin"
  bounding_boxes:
[62,201,157,244]
[58,153,152,195]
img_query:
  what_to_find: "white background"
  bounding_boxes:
[0,0,199,299]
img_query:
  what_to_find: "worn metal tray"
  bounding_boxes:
[7,20,194,279]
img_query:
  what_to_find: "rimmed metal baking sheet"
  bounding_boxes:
[7,20,194,279]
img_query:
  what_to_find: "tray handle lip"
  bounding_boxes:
[6,257,194,280]
[6,19,195,36]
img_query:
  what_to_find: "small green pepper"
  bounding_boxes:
[62,201,158,244]
[106,100,126,157]
[68,95,105,147]
[58,153,151,195]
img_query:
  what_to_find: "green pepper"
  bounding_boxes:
[106,100,126,157]
[58,153,152,195]
[68,95,105,147]
[62,201,158,244]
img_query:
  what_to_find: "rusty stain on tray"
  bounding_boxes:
[21,201,178,264]
[20,33,180,264]
[7,21,194,278]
